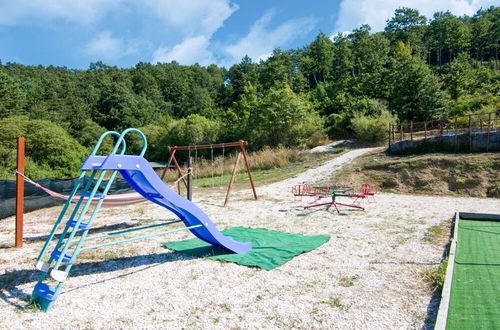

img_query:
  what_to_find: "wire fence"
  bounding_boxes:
[388,111,500,153]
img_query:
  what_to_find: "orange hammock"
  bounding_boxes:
[17,172,145,208]
[17,169,189,208]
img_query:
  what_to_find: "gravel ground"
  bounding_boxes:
[0,148,498,329]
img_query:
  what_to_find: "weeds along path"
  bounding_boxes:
[258,147,377,198]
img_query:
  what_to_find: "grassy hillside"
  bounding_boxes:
[328,151,500,198]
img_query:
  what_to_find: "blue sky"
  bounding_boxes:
[0,0,496,69]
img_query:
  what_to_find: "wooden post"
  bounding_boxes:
[486,112,491,152]
[160,148,176,180]
[454,117,458,151]
[410,121,413,147]
[388,124,392,151]
[392,124,396,145]
[240,143,257,201]
[468,115,472,152]
[16,137,25,248]
[171,153,188,189]
[424,122,427,140]
[166,140,258,206]
[400,124,404,152]
[224,150,242,207]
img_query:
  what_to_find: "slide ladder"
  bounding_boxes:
[31,128,251,311]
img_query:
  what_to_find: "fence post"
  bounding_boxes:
[486,112,491,152]
[400,124,404,152]
[410,121,413,146]
[424,121,427,140]
[454,117,458,151]
[392,123,396,146]
[388,124,392,151]
[468,115,472,152]
[16,137,25,248]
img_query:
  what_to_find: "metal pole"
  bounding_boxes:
[15,137,25,248]
[187,156,192,201]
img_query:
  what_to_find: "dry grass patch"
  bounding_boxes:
[159,146,345,187]
[329,151,499,198]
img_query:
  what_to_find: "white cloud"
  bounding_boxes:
[334,0,496,33]
[143,0,238,37]
[149,0,239,66]
[0,0,121,25]
[223,11,316,65]
[85,31,137,61]
[152,36,214,65]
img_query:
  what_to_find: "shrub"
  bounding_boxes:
[0,116,88,179]
[159,114,220,149]
[351,109,397,142]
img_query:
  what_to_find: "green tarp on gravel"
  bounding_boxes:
[446,216,500,329]
[164,227,330,270]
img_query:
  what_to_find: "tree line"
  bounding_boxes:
[0,7,498,179]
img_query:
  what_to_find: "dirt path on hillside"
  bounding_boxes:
[0,148,498,329]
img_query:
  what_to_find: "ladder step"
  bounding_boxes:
[51,250,75,264]
[81,192,103,198]
[33,283,57,301]
[66,220,90,230]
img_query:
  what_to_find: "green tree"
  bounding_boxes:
[444,53,476,99]
[223,56,260,106]
[250,84,323,147]
[385,7,427,56]
[332,33,354,80]
[162,114,220,147]
[300,32,334,88]
[426,11,471,65]
[470,7,500,61]
[349,25,391,99]
[0,70,25,118]
[388,55,447,121]
[259,48,294,90]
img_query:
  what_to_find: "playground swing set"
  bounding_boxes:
[160,140,258,207]
[13,128,253,311]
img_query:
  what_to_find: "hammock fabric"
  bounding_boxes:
[20,177,146,208]
[16,170,188,208]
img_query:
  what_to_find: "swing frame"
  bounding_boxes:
[160,140,257,206]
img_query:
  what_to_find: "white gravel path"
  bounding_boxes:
[0,148,498,329]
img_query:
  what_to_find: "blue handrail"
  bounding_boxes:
[110,128,148,156]
[90,131,127,156]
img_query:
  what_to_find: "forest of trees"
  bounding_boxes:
[0,7,498,178]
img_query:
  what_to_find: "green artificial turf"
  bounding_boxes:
[446,216,500,329]
[164,226,330,270]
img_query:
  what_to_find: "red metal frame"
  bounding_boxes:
[291,184,330,202]
[299,185,365,213]
[350,184,376,204]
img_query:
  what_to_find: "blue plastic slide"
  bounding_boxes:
[81,154,252,254]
